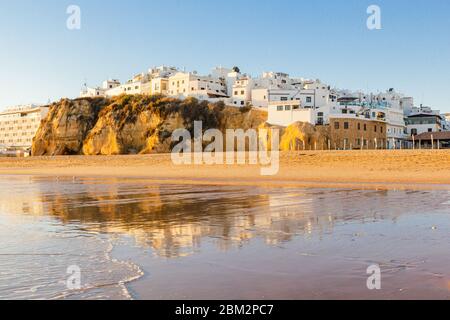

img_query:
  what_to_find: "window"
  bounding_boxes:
[358,123,361,130]
[241,91,245,95]
[277,106,283,111]
[280,97,288,101]
[306,97,312,103]
[234,91,238,95]
[428,128,433,132]
[334,122,340,129]
[374,125,377,132]
[344,122,349,129]
[285,106,291,111]
[364,124,367,131]
[381,126,383,133]
[241,101,244,106]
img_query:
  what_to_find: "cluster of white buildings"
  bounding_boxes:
[80,65,450,149]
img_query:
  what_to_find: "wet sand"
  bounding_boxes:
[0,176,449,299]
[1,151,450,190]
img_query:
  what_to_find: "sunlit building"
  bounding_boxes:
[0,105,49,149]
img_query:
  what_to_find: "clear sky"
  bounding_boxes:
[1,0,449,112]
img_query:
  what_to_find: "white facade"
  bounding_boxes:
[80,79,120,98]
[252,88,301,109]
[168,72,228,101]
[267,101,317,127]
[0,105,49,149]
[232,77,254,107]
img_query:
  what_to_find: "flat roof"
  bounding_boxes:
[0,106,47,116]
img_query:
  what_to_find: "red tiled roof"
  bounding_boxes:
[410,131,450,141]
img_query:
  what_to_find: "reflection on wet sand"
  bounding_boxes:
[3,176,449,259]
[1,176,450,299]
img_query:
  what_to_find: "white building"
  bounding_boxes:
[168,71,229,101]
[406,106,444,136]
[443,113,450,131]
[374,89,408,148]
[251,88,300,109]
[80,79,120,98]
[211,67,241,97]
[265,78,340,126]
[232,77,254,107]
[267,100,317,127]
[0,105,49,149]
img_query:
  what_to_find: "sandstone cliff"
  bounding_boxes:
[32,95,268,156]
[32,97,109,156]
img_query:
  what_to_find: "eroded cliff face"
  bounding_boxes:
[32,98,109,156]
[32,95,269,156]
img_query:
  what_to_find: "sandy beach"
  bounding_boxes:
[1,150,450,190]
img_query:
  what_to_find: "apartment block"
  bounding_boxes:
[0,105,49,149]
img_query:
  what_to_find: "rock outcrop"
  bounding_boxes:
[32,95,268,156]
[279,122,330,151]
[32,98,109,156]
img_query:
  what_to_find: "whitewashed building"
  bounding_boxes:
[168,71,229,101]
[406,106,444,136]
[80,79,120,98]
[267,100,317,127]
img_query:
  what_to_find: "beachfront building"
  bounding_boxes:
[375,89,409,149]
[410,131,450,149]
[329,115,387,150]
[331,89,410,149]
[405,105,444,136]
[0,105,49,150]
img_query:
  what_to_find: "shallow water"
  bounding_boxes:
[0,176,449,299]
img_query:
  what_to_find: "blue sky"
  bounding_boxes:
[0,0,449,112]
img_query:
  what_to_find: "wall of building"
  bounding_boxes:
[268,102,316,127]
[329,117,387,150]
[0,106,48,149]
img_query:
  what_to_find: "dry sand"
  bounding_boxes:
[1,150,450,190]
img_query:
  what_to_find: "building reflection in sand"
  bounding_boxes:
[2,176,448,259]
